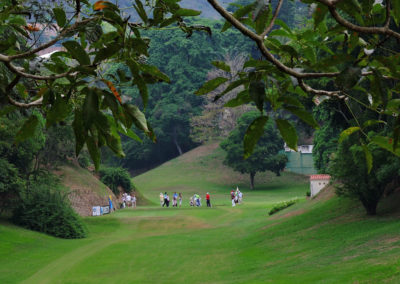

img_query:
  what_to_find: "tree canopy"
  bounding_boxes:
[198,0,400,167]
[0,0,211,170]
[221,111,287,189]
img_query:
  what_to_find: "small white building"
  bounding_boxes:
[310,174,331,197]
[284,144,314,154]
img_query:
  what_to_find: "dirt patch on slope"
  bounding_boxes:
[54,164,118,216]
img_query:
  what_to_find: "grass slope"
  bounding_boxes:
[134,143,308,206]
[1,144,400,283]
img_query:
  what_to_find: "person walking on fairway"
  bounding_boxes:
[159,192,164,207]
[132,193,137,208]
[231,189,235,207]
[178,193,183,207]
[173,192,178,207]
[163,192,168,207]
[206,192,211,208]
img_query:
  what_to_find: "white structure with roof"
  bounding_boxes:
[310,174,331,197]
[284,144,313,154]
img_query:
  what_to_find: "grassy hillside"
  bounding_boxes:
[134,142,308,206]
[1,144,400,283]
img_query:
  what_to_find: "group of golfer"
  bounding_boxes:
[121,192,136,208]
[159,188,243,208]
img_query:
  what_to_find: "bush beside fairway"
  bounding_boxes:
[1,144,400,283]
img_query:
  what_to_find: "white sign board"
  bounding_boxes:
[92,206,101,216]
[101,206,110,215]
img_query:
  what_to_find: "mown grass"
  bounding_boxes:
[1,143,400,283]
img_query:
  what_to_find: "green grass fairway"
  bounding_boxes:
[1,144,400,283]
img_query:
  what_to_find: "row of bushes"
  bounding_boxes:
[268,199,299,216]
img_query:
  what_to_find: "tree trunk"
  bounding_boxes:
[361,198,378,216]
[250,172,255,190]
[172,127,183,155]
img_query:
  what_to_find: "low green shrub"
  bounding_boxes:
[99,167,133,195]
[306,191,311,197]
[12,181,87,239]
[268,199,299,216]
[78,155,90,168]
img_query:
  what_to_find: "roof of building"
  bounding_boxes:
[310,174,331,180]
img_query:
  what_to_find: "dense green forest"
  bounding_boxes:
[101,1,308,172]
[101,19,256,171]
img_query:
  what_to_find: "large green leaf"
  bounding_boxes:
[134,0,148,23]
[361,143,373,174]
[224,90,251,107]
[53,8,66,27]
[93,42,121,64]
[175,8,201,16]
[221,3,254,32]
[212,61,231,72]
[139,65,170,83]
[285,106,319,129]
[195,77,228,96]
[214,79,246,102]
[73,108,87,156]
[338,127,361,143]
[15,115,39,144]
[62,41,90,65]
[386,99,400,113]
[362,119,385,129]
[122,104,148,133]
[254,2,270,34]
[243,115,268,159]
[370,136,400,156]
[276,119,298,151]
[335,66,362,90]
[133,75,148,108]
[83,88,99,129]
[105,132,125,158]
[86,135,101,170]
[370,69,386,108]
[303,46,316,64]
[393,0,400,26]
[129,38,149,56]
[313,4,328,28]
[46,97,71,128]
[249,81,265,112]
[117,123,142,142]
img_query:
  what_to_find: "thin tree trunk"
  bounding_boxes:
[173,127,183,155]
[361,198,378,215]
[250,172,255,190]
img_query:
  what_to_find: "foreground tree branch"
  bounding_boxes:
[207,0,400,99]
[261,0,283,38]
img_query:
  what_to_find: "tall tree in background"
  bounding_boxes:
[190,53,254,143]
[221,111,287,189]
[330,134,400,215]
